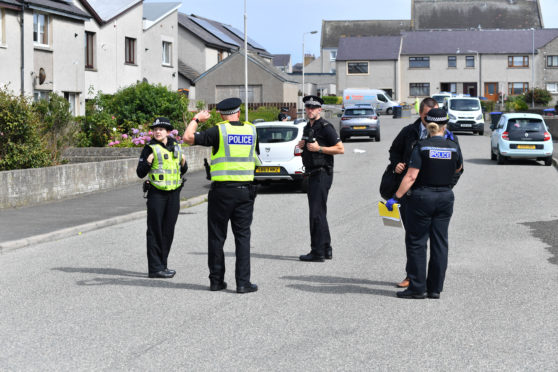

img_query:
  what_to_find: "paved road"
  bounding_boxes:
[1,116,557,370]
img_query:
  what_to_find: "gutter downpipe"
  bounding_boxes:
[20,2,25,95]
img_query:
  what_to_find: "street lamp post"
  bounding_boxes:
[302,30,317,98]
[531,28,535,109]
[244,0,248,121]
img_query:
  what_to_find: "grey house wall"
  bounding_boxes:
[336,60,398,97]
[195,54,298,104]
[0,8,22,94]
[142,10,178,90]
[539,38,558,106]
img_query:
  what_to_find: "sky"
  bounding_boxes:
[149,0,558,64]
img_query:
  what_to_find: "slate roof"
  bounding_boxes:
[23,0,90,20]
[336,36,401,61]
[143,2,180,22]
[321,20,411,49]
[401,29,558,55]
[178,59,200,85]
[292,63,302,73]
[80,0,142,24]
[413,0,543,30]
[178,12,238,51]
[0,0,21,9]
[272,54,291,67]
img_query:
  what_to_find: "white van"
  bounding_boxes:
[431,92,453,109]
[342,89,399,115]
[445,96,485,135]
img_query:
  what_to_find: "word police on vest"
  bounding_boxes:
[429,150,451,159]
[228,134,253,145]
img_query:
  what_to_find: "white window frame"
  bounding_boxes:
[33,13,49,46]
[546,83,558,93]
[33,90,49,102]
[0,9,4,45]
[162,41,172,66]
[346,61,369,75]
[329,50,337,61]
[547,56,558,68]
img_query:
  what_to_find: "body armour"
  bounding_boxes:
[413,137,460,187]
[210,121,257,182]
[148,143,183,191]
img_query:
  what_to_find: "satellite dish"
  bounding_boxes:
[39,68,46,85]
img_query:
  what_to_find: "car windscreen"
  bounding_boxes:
[344,109,374,116]
[256,127,299,143]
[506,118,545,132]
[449,99,480,111]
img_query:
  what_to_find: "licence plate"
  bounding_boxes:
[353,126,366,129]
[516,145,535,149]
[256,166,280,173]
[461,124,472,127]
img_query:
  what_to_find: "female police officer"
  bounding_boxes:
[386,108,463,299]
[137,117,187,279]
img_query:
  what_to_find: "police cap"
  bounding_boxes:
[280,106,289,112]
[216,97,242,115]
[150,117,173,130]
[303,95,323,108]
[425,108,449,125]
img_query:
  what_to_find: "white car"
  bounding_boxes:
[490,113,553,165]
[254,121,308,192]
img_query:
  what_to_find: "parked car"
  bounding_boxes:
[339,105,380,142]
[490,113,553,166]
[444,96,485,135]
[432,92,452,108]
[254,121,308,191]
[342,89,399,115]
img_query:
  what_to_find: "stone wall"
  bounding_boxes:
[1,146,211,208]
[546,118,558,139]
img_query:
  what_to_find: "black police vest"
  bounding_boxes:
[302,119,333,170]
[414,137,460,187]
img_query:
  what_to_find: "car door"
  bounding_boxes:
[491,117,504,149]
[377,94,388,112]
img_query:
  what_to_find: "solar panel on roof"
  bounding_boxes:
[190,17,240,47]
[223,24,266,50]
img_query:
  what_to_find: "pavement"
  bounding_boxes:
[0,170,211,252]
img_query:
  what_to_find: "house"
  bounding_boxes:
[177,13,272,99]
[193,51,298,106]
[272,54,291,73]
[0,0,90,114]
[335,36,402,99]
[411,0,543,30]
[399,29,558,104]
[142,2,180,91]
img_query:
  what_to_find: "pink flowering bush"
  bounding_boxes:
[107,124,184,147]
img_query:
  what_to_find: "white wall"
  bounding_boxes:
[0,8,22,94]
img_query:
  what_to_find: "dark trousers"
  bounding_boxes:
[405,187,454,293]
[207,185,254,287]
[399,194,409,276]
[307,170,333,256]
[146,187,181,273]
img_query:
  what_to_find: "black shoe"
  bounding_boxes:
[210,281,227,291]
[427,292,440,299]
[148,270,174,279]
[236,283,258,294]
[299,252,325,262]
[396,289,426,299]
[325,247,332,260]
[164,268,176,276]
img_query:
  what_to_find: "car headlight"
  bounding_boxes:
[449,114,457,120]
[476,114,483,121]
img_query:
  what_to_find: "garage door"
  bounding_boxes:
[216,85,262,103]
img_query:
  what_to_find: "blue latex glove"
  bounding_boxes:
[385,198,398,211]
[444,129,455,141]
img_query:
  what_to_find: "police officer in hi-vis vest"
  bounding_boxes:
[183,98,259,294]
[137,117,187,279]
[386,108,463,299]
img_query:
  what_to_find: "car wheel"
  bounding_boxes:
[544,157,553,166]
[375,132,381,142]
[386,108,392,115]
[497,150,506,165]
[490,147,497,160]
[478,130,484,136]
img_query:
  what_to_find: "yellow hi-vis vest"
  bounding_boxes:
[210,121,257,182]
[148,143,183,191]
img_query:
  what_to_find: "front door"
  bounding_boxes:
[463,83,477,97]
[484,83,498,101]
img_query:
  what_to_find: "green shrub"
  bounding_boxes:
[322,96,342,105]
[0,88,52,170]
[522,88,552,106]
[242,105,280,122]
[504,95,529,112]
[480,100,495,113]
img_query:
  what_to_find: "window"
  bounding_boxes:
[33,90,49,101]
[466,56,475,68]
[162,41,172,66]
[546,83,558,93]
[0,9,4,44]
[448,56,456,68]
[547,56,558,67]
[85,32,95,69]
[125,37,136,64]
[64,92,77,116]
[33,13,48,45]
[410,83,430,96]
[347,62,368,74]
[409,57,429,68]
[330,50,337,61]
[508,82,529,95]
[508,56,529,68]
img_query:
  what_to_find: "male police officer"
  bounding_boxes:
[183,98,259,293]
[298,95,344,262]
